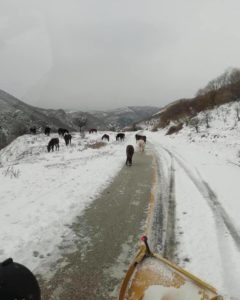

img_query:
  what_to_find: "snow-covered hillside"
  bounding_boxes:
[167,101,240,163]
[0,132,134,273]
[147,101,240,299]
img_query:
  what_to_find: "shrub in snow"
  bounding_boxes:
[189,117,200,133]
[166,123,183,135]
[151,126,158,132]
[2,166,20,178]
[237,150,240,158]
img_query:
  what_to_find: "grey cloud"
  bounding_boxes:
[0,0,240,110]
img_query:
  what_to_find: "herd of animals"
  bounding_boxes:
[29,126,147,166]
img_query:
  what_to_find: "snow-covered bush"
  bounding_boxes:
[2,166,20,178]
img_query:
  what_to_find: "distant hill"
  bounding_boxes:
[73,106,160,130]
[0,90,76,149]
[0,89,159,149]
[146,68,240,130]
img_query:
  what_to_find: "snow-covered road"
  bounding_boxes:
[0,114,240,299]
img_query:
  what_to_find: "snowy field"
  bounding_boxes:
[0,131,135,273]
[0,102,240,299]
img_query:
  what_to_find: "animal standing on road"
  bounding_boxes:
[64,133,72,146]
[126,145,134,166]
[102,134,110,142]
[135,134,147,143]
[116,133,125,141]
[138,139,145,152]
[47,138,59,152]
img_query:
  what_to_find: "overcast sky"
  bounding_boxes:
[0,0,240,110]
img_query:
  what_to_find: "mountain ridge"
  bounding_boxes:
[0,89,159,149]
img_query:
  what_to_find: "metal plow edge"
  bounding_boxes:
[119,236,223,300]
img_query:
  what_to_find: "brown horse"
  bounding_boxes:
[126,145,134,166]
[64,133,72,146]
[58,128,69,136]
[44,127,51,136]
[101,134,110,142]
[89,128,97,134]
[116,133,125,141]
[47,138,59,152]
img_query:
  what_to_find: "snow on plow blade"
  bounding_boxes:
[119,236,222,300]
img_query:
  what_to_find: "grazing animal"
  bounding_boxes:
[126,145,134,166]
[138,139,145,152]
[58,128,69,136]
[47,138,59,152]
[101,134,110,142]
[44,127,51,136]
[116,133,125,141]
[135,134,147,143]
[30,127,37,135]
[64,133,72,146]
[89,128,97,134]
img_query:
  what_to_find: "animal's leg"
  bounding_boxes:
[129,158,132,166]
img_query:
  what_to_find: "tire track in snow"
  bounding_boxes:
[161,146,240,294]
[149,145,176,261]
[201,179,240,251]
[165,148,240,251]
[163,153,176,260]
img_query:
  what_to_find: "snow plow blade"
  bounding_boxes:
[119,236,222,300]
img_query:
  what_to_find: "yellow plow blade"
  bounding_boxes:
[119,240,222,300]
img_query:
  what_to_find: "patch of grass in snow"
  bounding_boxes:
[2,166,20,178]
[87,141,106,149]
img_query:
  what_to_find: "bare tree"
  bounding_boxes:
[189,117,200,133]
[0,127,7,149]
[11,122,28,136]
[196,68,240,97]
[74,116,87,134]
[228,68,240,85]
[179,116,191,126]
[203,111,211,129]
[107,123,117,132]
[235,103,240,122]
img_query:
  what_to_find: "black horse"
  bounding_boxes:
[64,133,72,146]
[135,134,147,143]
[30,127,37,135]
[47,138,59,152]
[126,145,134,166]
[116,133,125,141]
[89,128,97,134]
[101,134,110,142]
[44,127,51,136]
[58,128,69,136]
